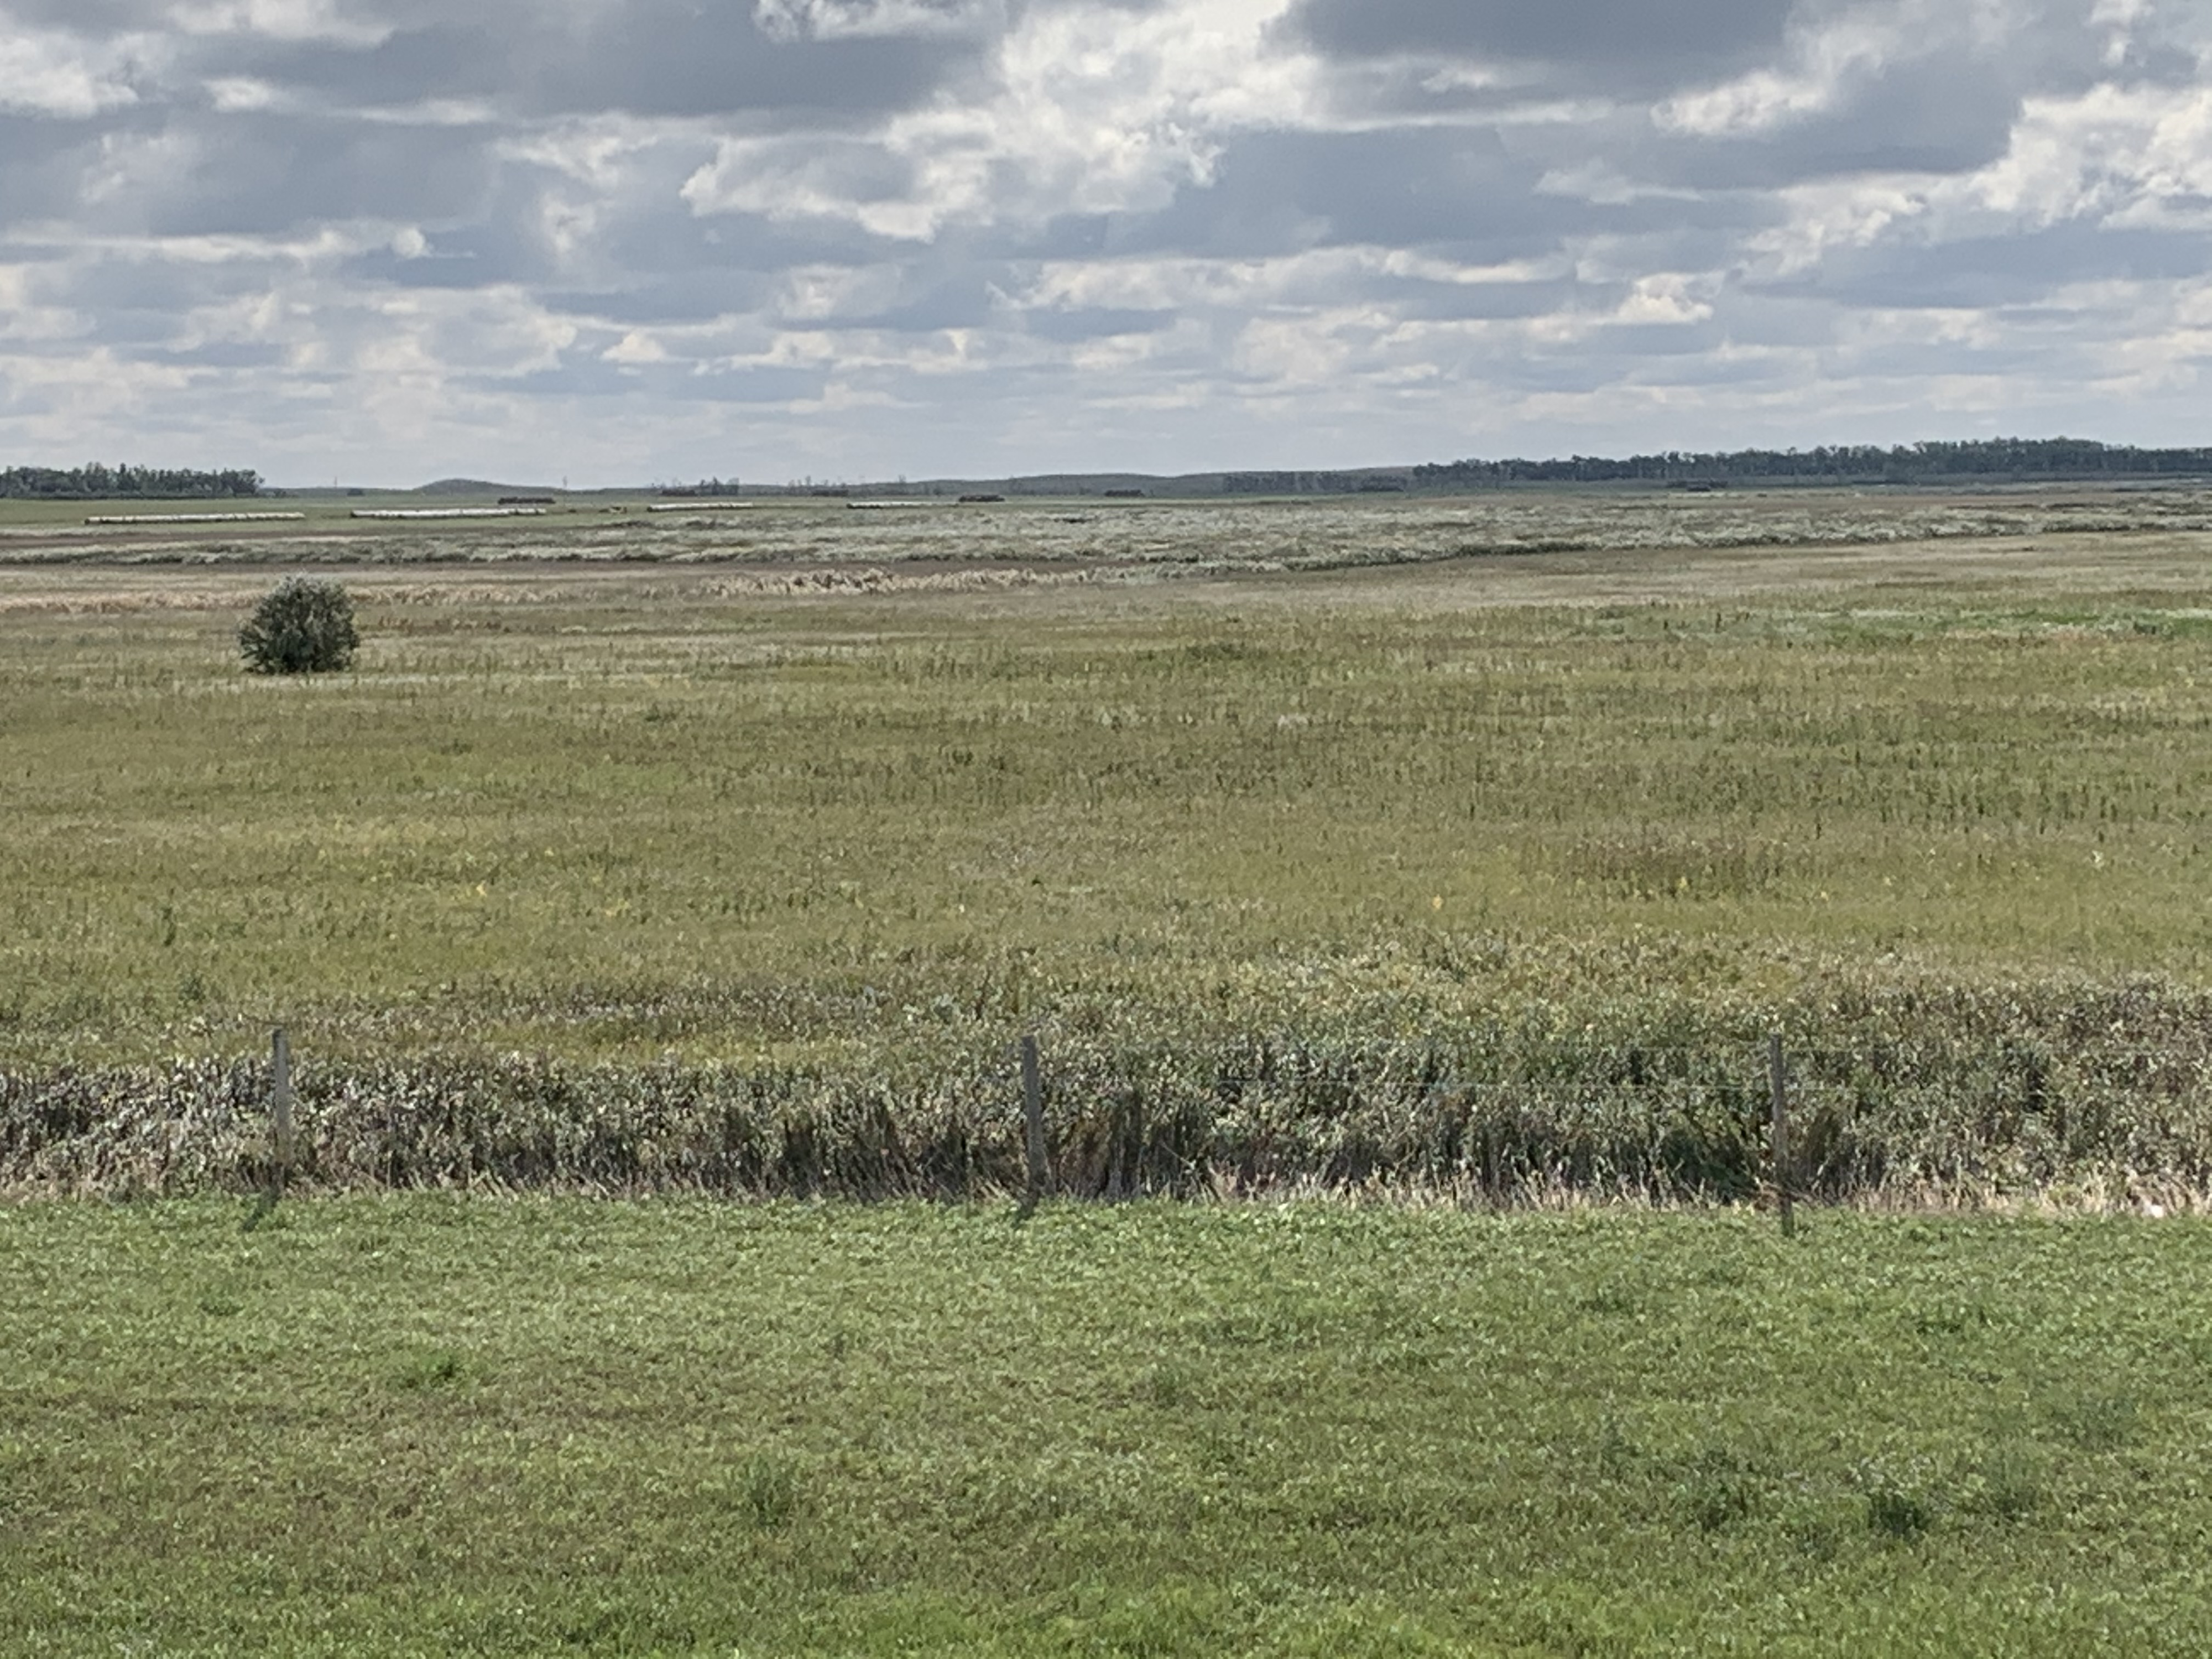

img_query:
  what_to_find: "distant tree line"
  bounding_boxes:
[1410,438,2212,488]
[0,463,264,500]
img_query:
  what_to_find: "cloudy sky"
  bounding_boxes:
[2,0,2208,487]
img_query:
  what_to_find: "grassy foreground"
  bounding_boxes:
[2,1199,2210,1656]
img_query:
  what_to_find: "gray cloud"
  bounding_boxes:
[1286,0,1798,83]
[199,26,514,107]
[0,0,2207,484]
[0,117,110,226]
[1630,50,2029,190]
[526,12,980,119]
[1022,304,1175,341]
[1759,221,2212,309]
[129,116,500,237]
[147,1,992,122]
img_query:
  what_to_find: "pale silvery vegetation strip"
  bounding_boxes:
[349,508,550,520]
[11,489,2211,573]
[9,972,2212,1205]
[82,513,306,525]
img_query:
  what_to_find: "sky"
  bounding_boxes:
[1,0,2208,488]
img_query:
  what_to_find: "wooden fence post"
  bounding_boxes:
[271,1026,295,1197]
[1767,1031,1794,1237]
[1021,1034,1047,1210]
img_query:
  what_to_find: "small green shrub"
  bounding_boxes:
[1960,1446,2044,1522]
[1859,1460,1939,1540]
[394,1348,466,1391]
[739,1453,799,1529]
[1141,1359,1197,1408]
[240,577,358,674]
[1674,1446,1761,1533]
[1866,1484,1936,1540]
[2048,1390,2141,1451]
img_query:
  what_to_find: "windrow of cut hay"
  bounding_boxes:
[10,973,2212,1205]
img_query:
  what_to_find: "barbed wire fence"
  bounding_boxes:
[8,1021,2212,1209]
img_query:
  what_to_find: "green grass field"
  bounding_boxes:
[8,494,2212,1654]
[3,1201,2210,1656]
[7,495,2212,1198]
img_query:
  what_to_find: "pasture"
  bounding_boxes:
[7,491,2212,1198]
[6,1201,2212,1656]
[8,489,2212,1654]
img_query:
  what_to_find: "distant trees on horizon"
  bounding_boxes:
[1408,437,2212,488]
[0,463,263,500]
[8,439,2206,503]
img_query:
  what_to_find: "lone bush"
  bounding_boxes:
[240,577,358,674]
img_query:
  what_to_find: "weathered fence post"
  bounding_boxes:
[1021,1034,1047,1210]
[1767,1031,1794,1237]
[271,1026,295,1196]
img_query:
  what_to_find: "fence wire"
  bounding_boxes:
[9,1028,2212,1202]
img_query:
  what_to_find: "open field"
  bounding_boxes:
[7,481,2212,576]
[7,490,2212,1198]
[9,493,2212,1651]
[3,1201,2210,1656]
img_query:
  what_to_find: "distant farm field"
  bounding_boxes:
[7,491,2212,1199]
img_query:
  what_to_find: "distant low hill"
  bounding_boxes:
[415,477,552,497]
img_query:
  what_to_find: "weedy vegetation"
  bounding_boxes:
[6,495,2212,1200]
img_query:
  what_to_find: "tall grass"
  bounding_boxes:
[8,482,2212,574]
[8,966,2212,1199]
[7,513,2212,1195]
